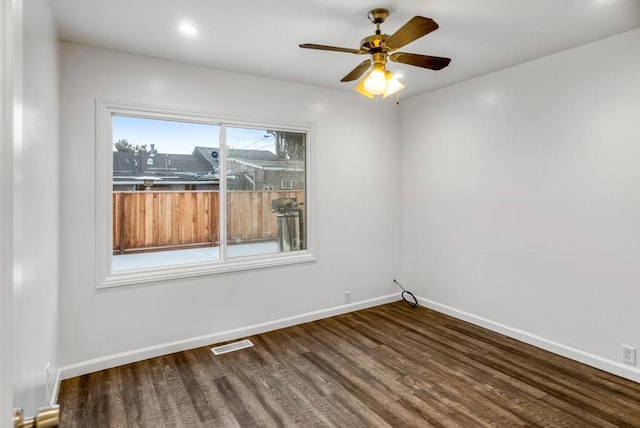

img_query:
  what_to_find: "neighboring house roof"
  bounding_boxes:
[193,146,279,166]
[228,148,279,162]
[229,158,304,172]
[193,146,302,171]
[113,147,303,184]
[112,151,216,182]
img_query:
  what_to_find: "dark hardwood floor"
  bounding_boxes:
[58,302,640,427]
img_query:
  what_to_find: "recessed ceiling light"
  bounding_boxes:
[178,22,199,36]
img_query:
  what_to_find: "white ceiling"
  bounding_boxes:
[49,0,640,99]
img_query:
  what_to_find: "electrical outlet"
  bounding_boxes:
[344,291,352,304]
[622,345,636,365]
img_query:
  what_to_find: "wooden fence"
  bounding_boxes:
[113,190,304,254]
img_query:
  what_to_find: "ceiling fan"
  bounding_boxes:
[300,8,451,98]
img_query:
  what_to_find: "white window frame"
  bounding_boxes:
[96,99,317,288]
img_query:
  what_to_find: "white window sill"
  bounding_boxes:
[98,251,318,289]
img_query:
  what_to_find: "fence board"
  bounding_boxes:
[113,190,304,253]
[162,192,172,246]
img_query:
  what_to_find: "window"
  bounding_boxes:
[96,100,315,287]
[225,127,306,258]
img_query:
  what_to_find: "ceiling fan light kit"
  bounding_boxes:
[300,8,451,99]
[355,67,405,99]
[382,71,405,98]
[363,68,387,94]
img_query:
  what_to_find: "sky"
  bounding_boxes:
[112,115,276,154]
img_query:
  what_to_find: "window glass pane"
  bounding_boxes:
[225,127,306,258]
[111,115,220,271]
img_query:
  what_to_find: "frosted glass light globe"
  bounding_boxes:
[363,69,388,95]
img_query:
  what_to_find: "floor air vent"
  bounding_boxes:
[211,339,254,355]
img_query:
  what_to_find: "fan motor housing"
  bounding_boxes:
[360,34,389,52]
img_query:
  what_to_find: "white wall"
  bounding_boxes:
[58,43,401,370]
[0,0,19,422]
[400,29,640,381]
[11,0,60,415]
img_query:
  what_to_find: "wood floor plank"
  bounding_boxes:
[146,354,201,427]
[165,352,211,423]
[322,389,395,427]
[373,305,628,427]
[121,360,166,428]
[58,376,89,427]
[211,374,259,426]
[59,302,640,427]
[238,336,348,427]
[258,333,342,397]
[437,315,640,409]
[224,344,317,426]
[98,366,127,427]
[180,348,236,422]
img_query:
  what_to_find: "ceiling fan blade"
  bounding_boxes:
[299,43,363,54]
[340,60,371,82]
[389,52,451,70]
[385,16,439,50]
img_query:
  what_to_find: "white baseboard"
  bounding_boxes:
[57,293,401,381]
[57,292,638,392]
[50,368,62,405]
[417,296,640,384]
